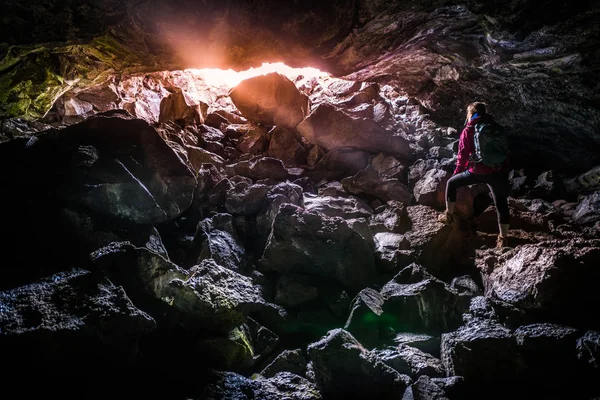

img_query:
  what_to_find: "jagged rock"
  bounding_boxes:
[577,331,600,369]
[428,146,454,160]
[0,268,156,367]
[268,126,308,166]
[441,320,523,385]
[370,200,411,234]
[229,72,310,129]
[572,191,600,225]
[225,157,289,181]
[565,165,600,194]
[395,205,466,275]
[308,147,372,182]
[196,326,255,370]
[373,232,415,273]
[260,349,308,378]
[259,203,377,291]
[304,194,373,219]
[392,333,442,358]
[480,238,600,329]
[185,144,226,172]
[322,287,352,320]
[342,166,412,204]
[402,375,465,400]
[64,201,169,256]
[449,276,482,297]
[225,180,270,216]
[372,153,407,181]
[200,371,322,400]
[379,264,472,335]
[55,114,196,222]
[275,274,319,308]
[372,345,445,379]
[90,243,270,333]
[307,145,326,167]
[254,182,305,252]
[158,89,208,125]
[344,288,384,348]
[307,329,411,399]
[194,213,247,273]
[297,103,410,159]
[408,159,439,189]
[513,323,581,382]
[237,124,268,155]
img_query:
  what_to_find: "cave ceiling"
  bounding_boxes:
[1,0,599,172]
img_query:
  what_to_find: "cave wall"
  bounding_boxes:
[1,0,599,172]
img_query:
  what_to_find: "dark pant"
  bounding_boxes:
[445,170,510,224]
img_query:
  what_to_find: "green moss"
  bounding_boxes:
[0,33,149,120]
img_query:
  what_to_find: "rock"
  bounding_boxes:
[275,274,320,308]
[307,145,326,167]
[380,264,472,335]
[52,114,196,223]
[373,232,415,273]
[514,323,581,383]
[344,288,385,348]
[397,205,466,275]
[307,329,410,399]
[91,243,269,333]
[196,326,255,370]
[268,126,308,166]
[296,103,410,159]
[59,207,169,260]
[392,333,442,358]
[260,349,308,378]
[194,213,247,273]
[307,147,372,182]
[158,89,208,124]
[372,345,445,379]
[229,72,310,129]
[572,191,600,225]
[370,200,411,234]
[304,194,373,219]
[237,124,268,154]
[259,204,377,291]
[402,375,464,400]
[342,166,412,204]
[480,238,600,329]
[372,153,407,181]
[225,156,289,181]
[408,159,439,189]
[185,144,226,172]
[577,330,600,370]
[441,320,523,385]
[0,268,156,367]
[198,371,322,400]
[224,180,270,216]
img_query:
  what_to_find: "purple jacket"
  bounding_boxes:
[453,115,508,175]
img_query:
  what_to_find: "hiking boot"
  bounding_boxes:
[496,235,509,249]
[438,211,454,225]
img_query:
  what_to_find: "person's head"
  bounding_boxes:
[466,102,487,122]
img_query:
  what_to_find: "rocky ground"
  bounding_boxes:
[1,68,599,399]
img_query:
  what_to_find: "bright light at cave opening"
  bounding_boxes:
[188,62,330,88]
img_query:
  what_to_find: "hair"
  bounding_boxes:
[465,102,487,125]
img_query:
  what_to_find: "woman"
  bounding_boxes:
[438,102,511,248]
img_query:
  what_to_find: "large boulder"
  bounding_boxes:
[158,89,208,124]
[479,238,600,329]
[296,103,410,159]
[268,126,308,167]
[307,329,411,399]
[229,72,310,130]
[199,371,322,400]
[259,204,377,292]
[90,242,272,333]
[342,166,412,205]
[0,268,156,367]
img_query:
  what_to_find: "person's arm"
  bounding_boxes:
[453,126,472,175]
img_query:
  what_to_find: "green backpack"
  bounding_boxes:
[472,121,508,167]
